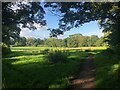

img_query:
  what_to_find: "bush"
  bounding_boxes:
[41,49,50,54]
[103,48,115,55]
[46,50,68,64]
[85,49,91,52]
[113,47,120,55]
[32,51,39,55]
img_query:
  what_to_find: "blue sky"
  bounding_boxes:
[20,8,103,39]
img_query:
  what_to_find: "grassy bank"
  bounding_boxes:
[94,50,120,88]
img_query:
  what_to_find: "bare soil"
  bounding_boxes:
[68,53,96,89]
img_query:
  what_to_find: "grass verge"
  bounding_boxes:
[94,50,120,88]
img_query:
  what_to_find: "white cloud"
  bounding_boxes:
[20,27,50,39]
[84,29,104,37]
[33,23,44,30]
[58,34,68,39]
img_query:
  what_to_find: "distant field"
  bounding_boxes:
[11,46,107,51]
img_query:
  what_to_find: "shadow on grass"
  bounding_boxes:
[94,50,120,88]
[3,59,80,88]
[3,50,88,88]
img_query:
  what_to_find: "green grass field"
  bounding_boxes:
[3,46,120,88]
[3,46,88,88]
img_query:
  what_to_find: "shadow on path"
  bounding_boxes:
[68,53,96,89]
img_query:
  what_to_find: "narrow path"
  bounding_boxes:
[69,53,96,89]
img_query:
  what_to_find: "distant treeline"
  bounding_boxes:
[10,34,106,47]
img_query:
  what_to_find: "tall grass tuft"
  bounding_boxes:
[46,50,68,64]
[41,49,50,54]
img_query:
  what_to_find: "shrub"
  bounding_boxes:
[32,51,39,55]
[85,49,91,52]
[46,50,68,64]
[103,48,115,55]
[41,49,50,54]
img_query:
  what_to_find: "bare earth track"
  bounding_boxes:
[68,53,96,89]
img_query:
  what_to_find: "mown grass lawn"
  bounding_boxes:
[3,47,87,88]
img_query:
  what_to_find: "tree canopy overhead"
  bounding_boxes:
[2,1,120,51]
[44,2,118,29]
[2,2,46,45]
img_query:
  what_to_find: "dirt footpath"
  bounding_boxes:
[69,54,96,89]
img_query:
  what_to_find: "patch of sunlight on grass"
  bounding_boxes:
[49,77,70,88]
[12,56,45,65]
[109,64,119,74]
[68,55,78,59]
[95,79,103,87]
[4,55,45,60]
[11,46,107,51]
[49,84,61,88]
[12,50,25,51]
[11,46,55,51]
